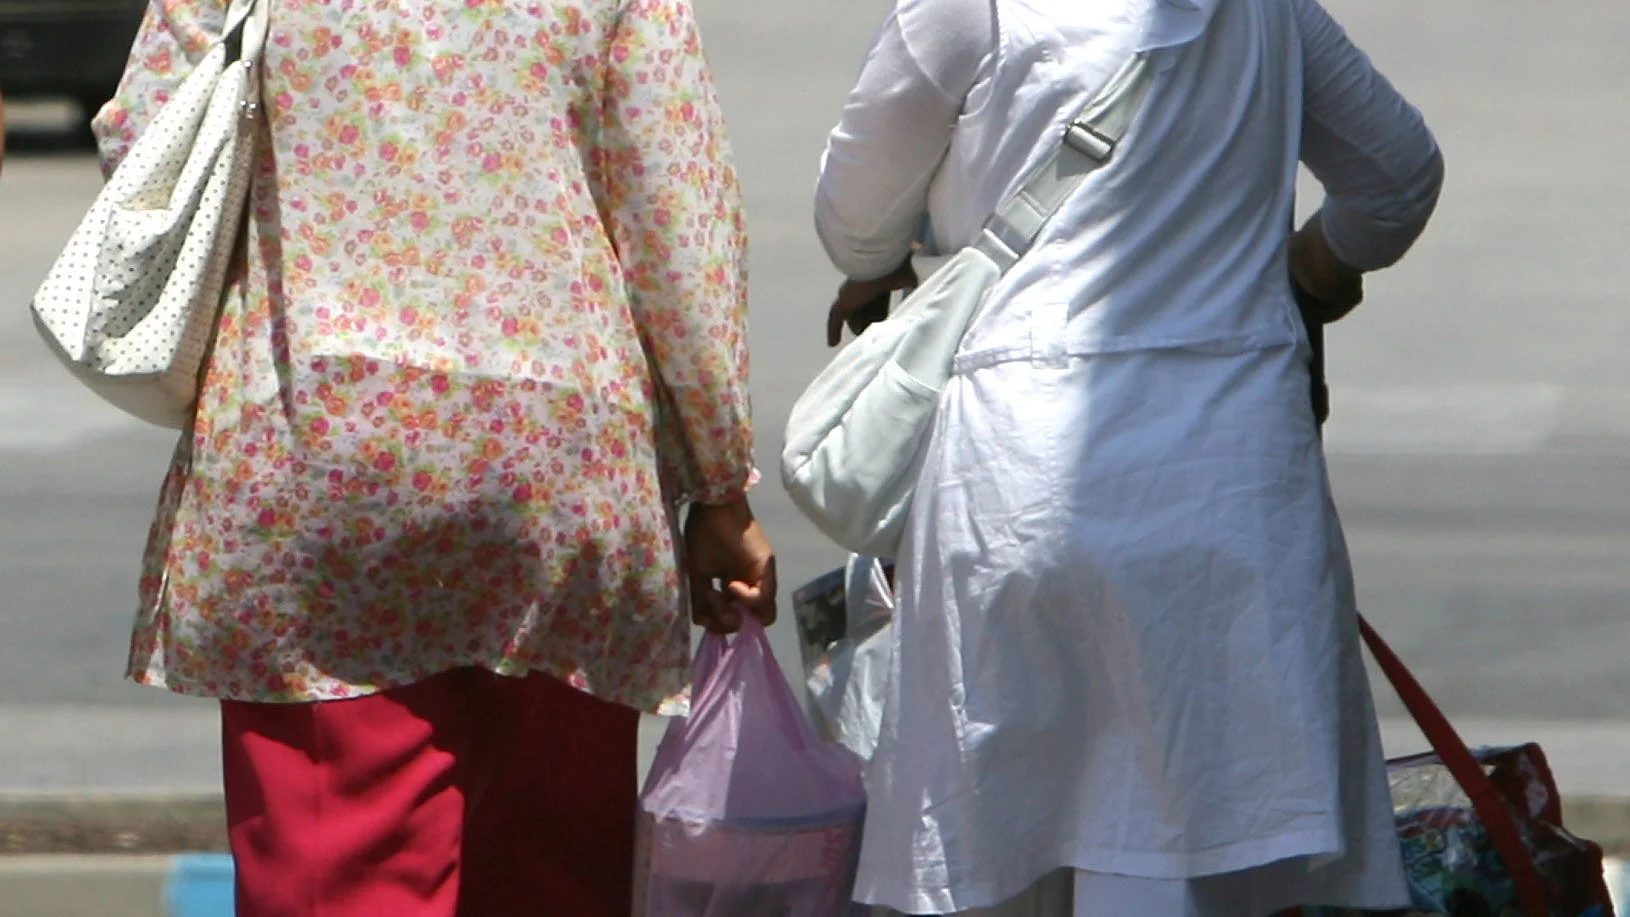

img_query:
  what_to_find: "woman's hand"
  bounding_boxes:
[1289,214,1364,324]
[683,498,777,634]
[826,257,918,346]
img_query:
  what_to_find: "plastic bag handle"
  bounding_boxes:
[1358,614,1551,917]
[690,617,813,751]
[739,616,814,752]
[692,626,728,691]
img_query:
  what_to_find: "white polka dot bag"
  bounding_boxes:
[29,0,270,429]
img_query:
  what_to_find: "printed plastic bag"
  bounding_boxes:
[1292,616,1616,917]
[793,557,896,761]
[634,616,870,917]
[1302,745,1614,917]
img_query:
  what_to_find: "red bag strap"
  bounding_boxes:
[1357,614,1551,917]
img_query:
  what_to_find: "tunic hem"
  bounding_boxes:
[127,655,689,716]
[854,826,1344,914]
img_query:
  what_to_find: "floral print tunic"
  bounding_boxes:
[92,0,756,711]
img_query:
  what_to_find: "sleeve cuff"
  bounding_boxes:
[1318,147,1445,272]
[690,466,762,507]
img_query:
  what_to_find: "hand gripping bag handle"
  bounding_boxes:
[1357,614,1550,917]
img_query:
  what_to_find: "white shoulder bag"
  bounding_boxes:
[781,54,1156,557]
[30,0,271,430]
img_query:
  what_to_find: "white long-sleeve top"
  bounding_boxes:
[816,0,1442,280]
[811,0,1444,912]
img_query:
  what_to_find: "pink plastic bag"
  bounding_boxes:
[633,617,869,917]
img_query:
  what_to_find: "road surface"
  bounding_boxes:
[0,0,1626,795]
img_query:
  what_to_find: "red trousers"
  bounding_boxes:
[221,669,639,917]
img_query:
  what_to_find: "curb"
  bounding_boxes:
[0,794,229,917]
[0,854,1625,916]
[0,853,229,917]
[0,855,1626,917]
[6,793,1629,854]
[0,793,225,856]
[1568,797,1630,857]
[3,796,1630,916]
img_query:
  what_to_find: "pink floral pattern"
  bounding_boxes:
[93,0,755,711]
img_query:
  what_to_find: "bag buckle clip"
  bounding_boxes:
[1063,122,1115,163]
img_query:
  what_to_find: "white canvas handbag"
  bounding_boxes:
[30,0,271,430]
[781,54,1155,557]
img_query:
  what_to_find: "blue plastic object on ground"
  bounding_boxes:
[165,854,234,917]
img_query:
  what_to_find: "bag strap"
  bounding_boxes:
[1357,614,1552,917]
[972,53,1157,274]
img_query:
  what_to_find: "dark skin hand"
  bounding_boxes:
[1288,213,1364,323]
[683,498,778,634]
[826,256,918,346]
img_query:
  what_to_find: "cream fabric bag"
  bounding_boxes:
[31,0,271,429]
[782,54,1154,557]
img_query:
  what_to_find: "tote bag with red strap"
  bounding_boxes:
[1287,617,1616,917]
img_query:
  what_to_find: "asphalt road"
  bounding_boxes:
[0,0,1626,794]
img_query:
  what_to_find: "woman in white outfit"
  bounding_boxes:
[812,0,1444,914]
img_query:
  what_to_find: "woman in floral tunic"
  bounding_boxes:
[92,1,773,914]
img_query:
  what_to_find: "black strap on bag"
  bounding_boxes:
[1294,284,1331,427]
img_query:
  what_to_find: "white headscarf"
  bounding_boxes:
[1134,0,1227,51]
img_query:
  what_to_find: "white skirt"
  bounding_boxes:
[874,857,1398,917]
